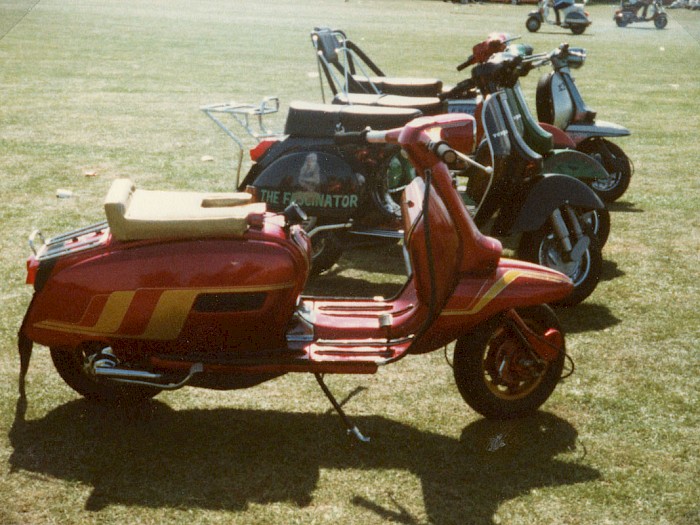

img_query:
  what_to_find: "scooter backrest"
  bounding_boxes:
[312,27,346,67]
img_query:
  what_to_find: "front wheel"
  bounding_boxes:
[654,14,668,28]
[518,216,603,306]
[50,345,161,405]
[526,15,542,32]
[453,305,566,419]
[578,139,633,202]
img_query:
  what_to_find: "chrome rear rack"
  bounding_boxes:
[201,96,282,187]
[30,221,109,261]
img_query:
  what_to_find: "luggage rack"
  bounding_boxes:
[201,96,283,187]
[29,221,110,261]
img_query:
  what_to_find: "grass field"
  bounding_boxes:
[1,1,699,524]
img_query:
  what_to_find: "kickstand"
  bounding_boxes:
[314,373,370,443]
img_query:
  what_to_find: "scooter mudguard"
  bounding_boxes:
[542,149,608,183]
[565,120,632,144]
[249,149,365,220]
[528,10,543,21]
[419,259,573,351]
[507,173,605,234]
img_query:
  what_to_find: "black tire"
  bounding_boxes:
[654,14,668,28]
[453,305,565,419]
[50,345,160,405]
[518,216,603,306]
[570,24,587,35]
[578,139,633,203]
[526,16,541,32]
[615,16,628,26]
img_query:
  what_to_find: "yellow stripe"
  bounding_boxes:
[34,282,295,340]
[440,269,568,317]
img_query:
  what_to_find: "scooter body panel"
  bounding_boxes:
[508,173,604,233]
[247,147,366,220]
[542,149,608,183]
[24,226,310,355]
[417,259,572,352]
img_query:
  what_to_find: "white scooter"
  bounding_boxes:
[526,0,592,35]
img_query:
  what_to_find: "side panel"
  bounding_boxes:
[24,236,306,354]
[250,150,365,220]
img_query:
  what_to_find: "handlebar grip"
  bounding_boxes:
[456,55,475,72]
[429,141,458,164]
[334,130,368,145]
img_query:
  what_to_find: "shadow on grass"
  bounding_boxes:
[607,201,643,213]
[9,396,599,524]
[556,302,622,334]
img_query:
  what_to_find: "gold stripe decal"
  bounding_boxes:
[34,282,294,340]
[441,269,568,317]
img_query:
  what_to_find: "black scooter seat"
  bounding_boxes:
[333,93,445,116]
[284,101,422,138]
[351,75,443,98]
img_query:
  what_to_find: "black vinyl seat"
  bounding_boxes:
[284,101,422,138]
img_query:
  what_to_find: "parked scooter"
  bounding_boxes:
[312,29,610,247]
[614,0,668,28]
[18,113,575,441]
[202,98,422,274]
[449,49,606,306]
[535,44,633,202]
[526,0,592,34]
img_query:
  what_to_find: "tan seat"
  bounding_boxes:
[104,178,266,241]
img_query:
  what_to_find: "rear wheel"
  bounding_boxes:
[578,138,633,202]
[615,14,628,26]
[453,305,565,419]
[50,345,160,405]
[518,214,603,306]
[570,24,587,34]
[654,14,668,28]
[526,15,542,32]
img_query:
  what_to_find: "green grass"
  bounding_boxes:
[1,1,699,524]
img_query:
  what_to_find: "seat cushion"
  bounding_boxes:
[351,75,443,98]
[333,93,446,116]
[104,178,265,241]
[284,101,421,137]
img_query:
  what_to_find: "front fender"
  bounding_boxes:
[543,149,608,183]
[508,174,604,233]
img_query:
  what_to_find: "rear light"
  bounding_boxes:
[26,256,39,285]
[249,139,278,162]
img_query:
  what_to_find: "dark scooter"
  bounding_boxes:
[18,113,574,442]
[534,44,634,202]
[614,0,668,28]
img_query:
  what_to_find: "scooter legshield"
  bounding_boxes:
[508,173,604,234]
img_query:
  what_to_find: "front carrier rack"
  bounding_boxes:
[200,96,282,187]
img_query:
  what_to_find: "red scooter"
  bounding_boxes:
[18,114,573,441]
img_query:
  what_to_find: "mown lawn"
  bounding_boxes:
[1,1,698,524]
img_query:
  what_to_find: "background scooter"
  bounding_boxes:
[535,44,634,202]
[614,0,668,28]
[526,0,592,34]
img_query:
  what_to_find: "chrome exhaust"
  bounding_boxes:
[88,348,203,390]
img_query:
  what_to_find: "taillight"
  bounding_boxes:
[249,139,278,162]
[26,256,39,285]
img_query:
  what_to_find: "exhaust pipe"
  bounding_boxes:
[89,348,203,390]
